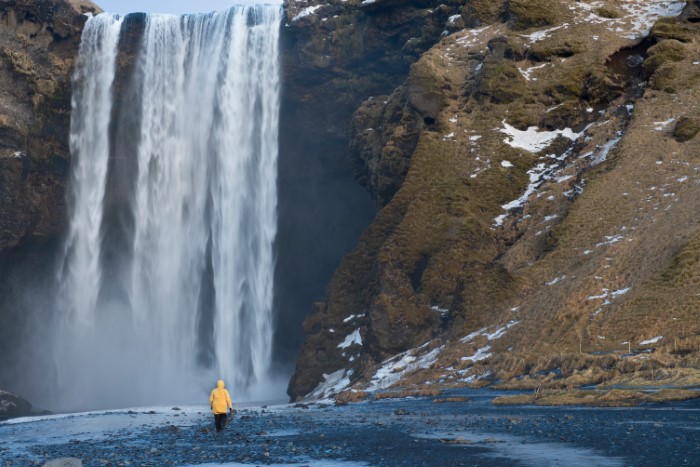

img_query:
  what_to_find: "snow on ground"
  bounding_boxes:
[306,369,353,401]
[291,5,324,22]
[455,25,493,48]
[518,63,548,81]
[639,336,663,345]
[571,1,685,40]
[500,121,584,153]
[596,235,625,247]
[338,329,362,349]
[519,25,566,43]
[494,161,550,226]
[367,343,445,392]
[461,346,491,363]
[546,275,566,286]
[485,320,519,340]
[654,118,675,131]
[589,286,632,317]
[343,313,365,323]
[459,321,519,344]
[494,119,600,226]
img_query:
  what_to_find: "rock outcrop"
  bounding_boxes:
[0,388,31,418]
[289,0,700,400]
[0,0,101,252]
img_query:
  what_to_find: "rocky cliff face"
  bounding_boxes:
[276,0,467,366]
[0,0,697,406]
[0,0,100,252]
[288,0,700,400]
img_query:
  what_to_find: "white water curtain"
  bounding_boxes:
[57,5,281,410]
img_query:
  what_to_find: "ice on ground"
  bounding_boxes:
[1,406,208,457]
[413,431,624,467]
[639,336,663,346]
[367,343,445,392]
[189,462,370,467]
[501,160,514,168]
[500,121,584,153]
[338,329,362,349]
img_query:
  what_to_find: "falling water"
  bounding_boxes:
[56,5,281,410]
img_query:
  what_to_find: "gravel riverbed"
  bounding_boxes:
[1,389,699,466]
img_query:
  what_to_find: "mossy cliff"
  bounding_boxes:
[0,0,101,252]
[288,0,700,400]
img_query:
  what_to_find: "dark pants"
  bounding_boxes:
[214,413,227,432]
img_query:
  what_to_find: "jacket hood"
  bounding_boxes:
[217,379,225,389]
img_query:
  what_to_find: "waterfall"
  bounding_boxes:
[56,5,281,410]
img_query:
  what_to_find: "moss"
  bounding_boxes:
[642,40,686,78]
[487,35,526,61]
[673,116,700,142]
[529,37,585,61]
[650,17,695,43]
[407,59,445,118]
[462,0,506,27]
[595,7,621,19]
[507,0,561,31]
[649,62,680,93]
[658,234,700,284]
[474,58,528,104]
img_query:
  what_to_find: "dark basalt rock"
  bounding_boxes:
[0,0,100,252]
[0,389,32,419]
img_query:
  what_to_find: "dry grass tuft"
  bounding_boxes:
[492,388,700,407]
[374,388,442,400]
[432,397,469,403]
[334,391,369,406]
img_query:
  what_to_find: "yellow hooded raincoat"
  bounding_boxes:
[210,379,233,415]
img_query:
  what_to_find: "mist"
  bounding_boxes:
[0,3,374,412]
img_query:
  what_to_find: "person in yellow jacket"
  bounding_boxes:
[210,379,233,433]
